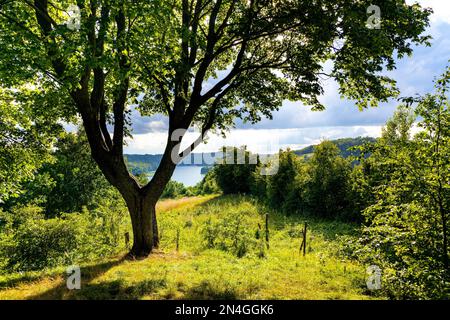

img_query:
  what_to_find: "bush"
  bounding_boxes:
[214,147,257,194]
[201,208,261,258]
[161,180,187,199]
[344,203,449,299]
[0,200,129,272]
[0,205,45,230]
[194,170,220,195]
[8,216,80,271]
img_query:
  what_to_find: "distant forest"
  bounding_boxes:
[125,136,377,175]
[294,137,376,157]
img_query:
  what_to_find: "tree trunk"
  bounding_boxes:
[126,194,158,257]
[152,208,160,248]
[86,125,179,258]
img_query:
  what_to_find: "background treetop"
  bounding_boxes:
[0,0,432,138]
[0,0,433,255]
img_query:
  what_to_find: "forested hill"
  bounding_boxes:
[293,137,377,158]
[124,154,162,174]
[125,137,377,175]
[124,153,219,175]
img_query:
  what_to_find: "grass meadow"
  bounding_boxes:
[0,195,380,300]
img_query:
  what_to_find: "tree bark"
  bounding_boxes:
[152,208,160,248]
[126,194,156,257]
[121,138,179,257]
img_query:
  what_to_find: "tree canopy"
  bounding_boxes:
[0,0,432,153]
[0,0,432,255]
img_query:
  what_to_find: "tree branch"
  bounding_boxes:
[112,4,130,156]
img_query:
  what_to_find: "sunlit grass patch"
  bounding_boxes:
[0,195,381,300]
[156,195,218,213]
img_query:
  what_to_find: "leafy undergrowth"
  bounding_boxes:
[0,195,380,300]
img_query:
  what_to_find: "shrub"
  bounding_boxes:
[344,203,449,299]
[195,170,220,195]
[0,200,129,272]
[8,216,80,271]
[161,180,187,199]
[214,147,257,194]
[0,205,45,230]
[201,209,260,258]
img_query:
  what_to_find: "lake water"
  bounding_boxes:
[171,166,205,187]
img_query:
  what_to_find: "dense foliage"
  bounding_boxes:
[214,147,258,195]
[0,132,129,272]
[344,69,450,299]
[0,88,64,203]
[209,68,450,299]
[0,205,127,271]
[213,143,356,220]
[19,132,113,215]
[161,181,188,199]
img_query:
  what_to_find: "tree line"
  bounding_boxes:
[0,67,448,299]
[208,68,449,299]
[0,0,432,256]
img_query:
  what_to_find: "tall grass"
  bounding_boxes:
[0,195,379,300]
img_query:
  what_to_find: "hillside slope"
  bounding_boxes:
[125,137,377,175]
[0,195,379,300]
[294,137,376,158]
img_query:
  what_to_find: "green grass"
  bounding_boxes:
[0,195,380,300]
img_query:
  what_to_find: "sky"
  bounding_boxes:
[124,0,450,154]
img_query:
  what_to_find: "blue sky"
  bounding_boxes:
[124,0,450,154]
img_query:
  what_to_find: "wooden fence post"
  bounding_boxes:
[124,232,130,249]
[265,213,270,249]
[299,222,308,257]
[176,229,180,252]
[303,222,307,257]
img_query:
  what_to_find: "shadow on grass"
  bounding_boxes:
[0,272,48,290]
[22,256,128,300]
[182,280,239,300]
[70,278,168,300]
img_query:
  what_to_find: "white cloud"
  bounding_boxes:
[125,126,383,154]
[122,0,448,154]
[148,120,167,132]
[125,131,168,154]
[408,0,450,24]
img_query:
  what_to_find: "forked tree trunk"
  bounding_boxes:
[88,124,179,258]
[121,146,177,257]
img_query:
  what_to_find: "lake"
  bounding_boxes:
[171,166,205,187]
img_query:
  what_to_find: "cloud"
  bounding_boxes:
[123,0,449,154]
[409,0,450,24]
[125,131,168,154]
[125,126,383,154]
[128,108,169,134]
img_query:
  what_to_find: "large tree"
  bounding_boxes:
[0,0,431,256]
